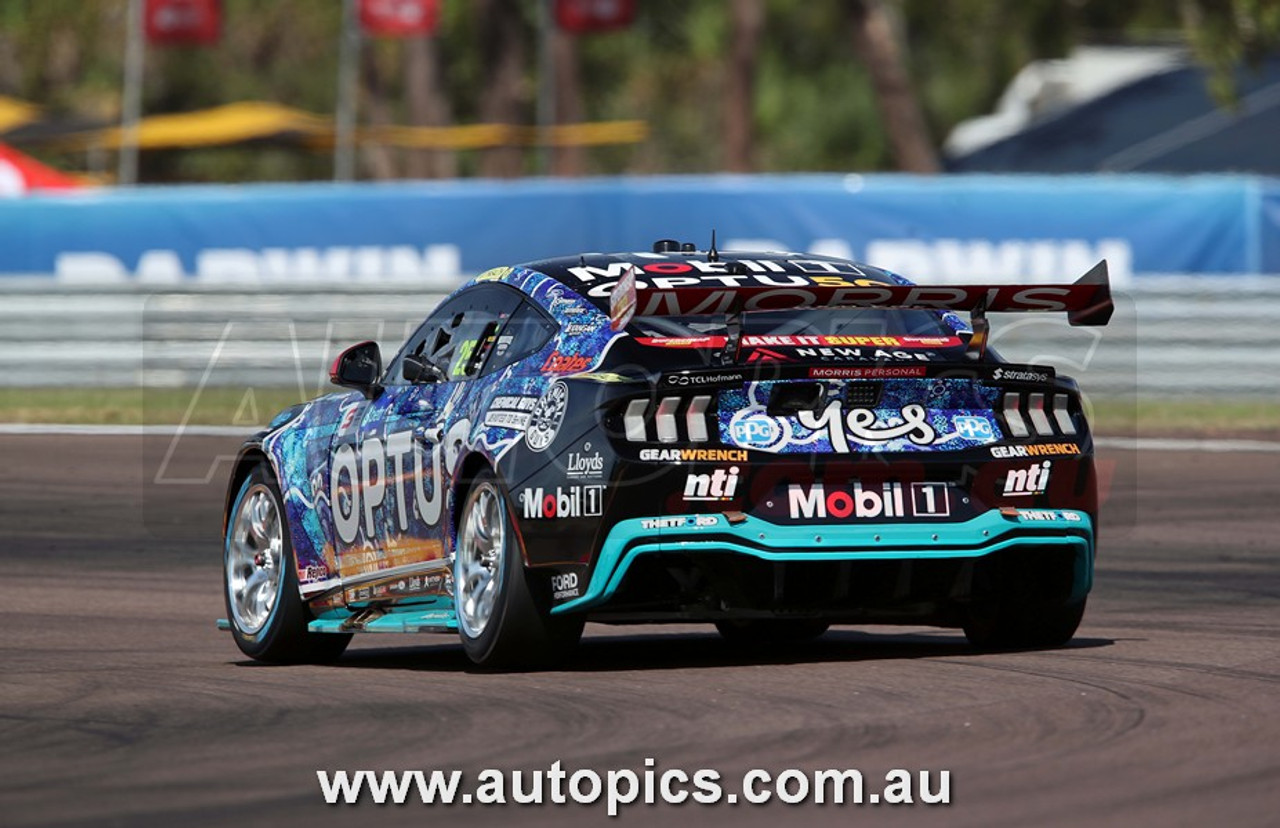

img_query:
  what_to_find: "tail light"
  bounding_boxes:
[622,399,648,441]
[1002,391,1079,438]
[1052,393,1077,435]
[622,394,715,443]
[1002,392,1029,437]
[654,398,681,442]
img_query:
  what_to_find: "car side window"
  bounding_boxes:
[482,301,559,375]
[385,295,464,386]
[385,286,522,385]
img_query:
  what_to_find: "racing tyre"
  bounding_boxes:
[224,464,351,663]
[715,619,830,644]
[454,470,584,670]
[962,597,1086,650]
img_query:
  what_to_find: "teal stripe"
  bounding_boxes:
[552,509,1093,614]
[307,602,457,633]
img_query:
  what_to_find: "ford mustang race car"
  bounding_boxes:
[220,241,1113,668]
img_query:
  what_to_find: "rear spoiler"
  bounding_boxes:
[622,260,1114,328]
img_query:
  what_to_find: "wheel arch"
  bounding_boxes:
[450,451,494,534]
[450,450,532,567]
[223,443,277,534]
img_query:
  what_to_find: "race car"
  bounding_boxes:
[220,241,1113,668]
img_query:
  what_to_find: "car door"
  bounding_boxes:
[325,389,386,592]
[337,285,524,599]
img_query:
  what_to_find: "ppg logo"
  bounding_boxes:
[952,415,995,441]
[729,413,783,449]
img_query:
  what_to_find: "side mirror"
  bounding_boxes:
[402,353,446,384]
[329,340,383,399]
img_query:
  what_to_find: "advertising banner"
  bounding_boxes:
[1,175,1274,285]
[1260,181,1280,275]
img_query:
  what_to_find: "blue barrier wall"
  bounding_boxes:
[1262,181,1280,274]
[2,174,1274,284]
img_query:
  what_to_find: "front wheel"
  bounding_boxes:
[224,464,351,663]
[454,470,583,670]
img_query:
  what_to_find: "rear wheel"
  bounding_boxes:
[715,619,830,644]
[963,597,1086,650]
[454,470,584,669]
[962,545,1088,650]
[224,464,350,663]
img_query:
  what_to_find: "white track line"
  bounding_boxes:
[1094,436,1280,453]
[1,423,1278,452]
[0,423,253,437]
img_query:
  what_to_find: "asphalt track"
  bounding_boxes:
[1,434,1277,827]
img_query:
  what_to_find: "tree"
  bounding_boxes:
[725,0,764,172]
[5,0,1279,181]
[849,0,939,173]
[1179,0,1280,104]
[403,34,456,178]
[551,25,585,176]
[360,43,399,180]
[475,0,528,178]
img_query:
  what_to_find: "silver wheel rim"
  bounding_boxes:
[226,483,284,635]
[455,481,506,639]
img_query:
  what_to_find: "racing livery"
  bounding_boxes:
[220,242,1113,668]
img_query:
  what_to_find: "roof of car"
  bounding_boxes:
[522,250,903,291]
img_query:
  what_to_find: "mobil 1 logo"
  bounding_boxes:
[520,485,604,519]
[787,481,952,520]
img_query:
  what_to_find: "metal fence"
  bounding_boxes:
[0,278,1274,397]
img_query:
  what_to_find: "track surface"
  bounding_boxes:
[1,435,1277,827]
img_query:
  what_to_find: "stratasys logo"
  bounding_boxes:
[992,366,1052,383]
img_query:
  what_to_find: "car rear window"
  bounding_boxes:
[631,307,958,339]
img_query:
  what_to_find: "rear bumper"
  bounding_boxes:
[551,508,1093,614]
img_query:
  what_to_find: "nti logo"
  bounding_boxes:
[683,466,740,501]
[1003,461,1052,496]
[952,415,995,441]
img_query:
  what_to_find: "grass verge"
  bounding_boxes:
[0,387,307,426]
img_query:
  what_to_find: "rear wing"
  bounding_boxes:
[613,260,1114,328]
